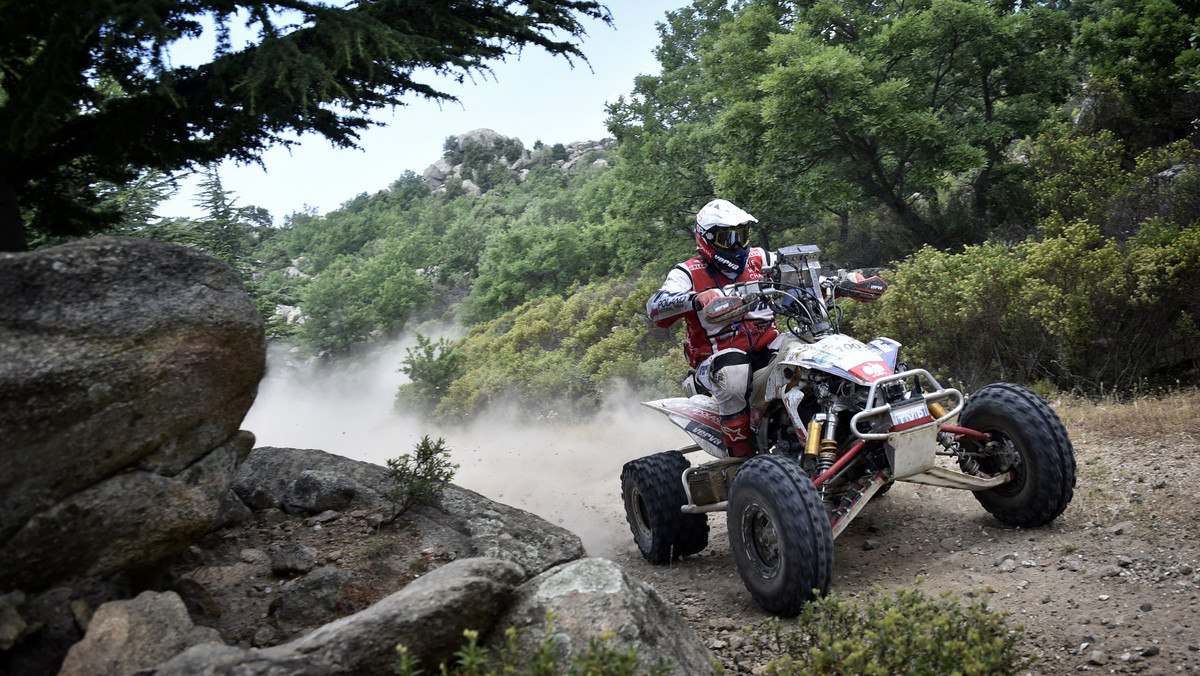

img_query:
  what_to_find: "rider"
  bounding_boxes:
[646,199,784,458]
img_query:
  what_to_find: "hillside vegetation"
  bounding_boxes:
[102,0,1199,418]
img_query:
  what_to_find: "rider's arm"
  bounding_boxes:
[646,266,695,328]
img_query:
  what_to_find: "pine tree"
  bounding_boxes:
[0,0,609,251]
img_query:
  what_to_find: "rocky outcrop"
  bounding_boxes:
[0,237,265,591]
[229,446,586,575]
[486,558,717,676]
[154,557,526,675]
[57,591,221,676]
[0,237,713,676]
[421,128,614,193]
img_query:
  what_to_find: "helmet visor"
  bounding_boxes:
[709,225,749,252]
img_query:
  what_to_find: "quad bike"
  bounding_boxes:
[621,245,1076,617]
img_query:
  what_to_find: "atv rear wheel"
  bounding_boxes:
[727,455,834,617]
[621,451,709,564]
[960,383,1076,527]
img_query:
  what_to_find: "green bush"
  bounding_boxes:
[858,218,1200,395]
[383,436,458,522]
[764,586,1025,676]
[434,275,682,421]
[395,614,673,676]
[395,333,464,413]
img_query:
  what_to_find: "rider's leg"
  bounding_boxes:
[709,351,754,458]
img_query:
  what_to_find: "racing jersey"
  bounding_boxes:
[647,248,779,367]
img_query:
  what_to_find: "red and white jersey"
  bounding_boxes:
[647,248,779,367]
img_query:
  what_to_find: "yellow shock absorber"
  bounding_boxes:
[805,419,822,456]
[817,438,839,472]
[929,401,948,420]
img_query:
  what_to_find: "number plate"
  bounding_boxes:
[890,401,931,427]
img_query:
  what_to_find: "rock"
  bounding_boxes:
[232,447,391,515]
[1088,650,1107,665]
[154,557,525,675]
[234,447,584,577]
[57,590,221,676]
[0,237,265,591]
[282,470,357,514]
[1109,521,1135,536]
[486,558,716,676]
[429,484,585,576]
[270,567,353,636]
[0,598,32,650]
[0,583,131,676]
[420,130,612,194]
[212,490,254,531]
[1,431,255,591]
[994,552,1017,567]
[270,543,318,576]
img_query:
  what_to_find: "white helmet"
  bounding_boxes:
[695,199,757,276]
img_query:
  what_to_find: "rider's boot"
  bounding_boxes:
[721,410,755,458]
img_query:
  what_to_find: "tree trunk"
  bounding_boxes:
[894,200,948,250]
[0,178,29,252]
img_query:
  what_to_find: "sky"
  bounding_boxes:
[159,1,688,223]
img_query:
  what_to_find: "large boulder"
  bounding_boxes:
[153,557,526,675]
[57,590,222,676]
[487,558,717,676]
[0,237,265,591]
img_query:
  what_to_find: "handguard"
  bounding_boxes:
[702,294,752,324]
[834,272,888,303]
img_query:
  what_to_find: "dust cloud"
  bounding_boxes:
[241,337,696,557]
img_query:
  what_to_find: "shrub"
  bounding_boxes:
[382,436,458,522]
[395,334,463,413]
[395,614,673,676]
[859,219,1200,395]
[764,586,1025,676]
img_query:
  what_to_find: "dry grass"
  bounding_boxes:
[1053,388,1200,442]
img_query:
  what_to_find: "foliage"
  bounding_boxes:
[739,0,1074,248]
[1032,124,1200,239]
[1073,0,1200,152]
[298,249,434,354]
[395,334,464,413]
[0,0,610,251]
[433,275,685,421]
[395,614,673,676]
[605,0,733,230]
[758,586,1025,675]
[858,219,1200,395]
[35,0,1200,400]
[383,436,458,521]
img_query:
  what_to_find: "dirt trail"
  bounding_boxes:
[597,397,1200,675]
[242,361,1200,674]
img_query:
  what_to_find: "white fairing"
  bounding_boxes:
[770,334,898,391]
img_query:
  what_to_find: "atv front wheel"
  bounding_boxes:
[960,383,1076,527]
[727,455,834,617]
[621,451,709,564]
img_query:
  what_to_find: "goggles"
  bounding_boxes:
[708,225,749,251]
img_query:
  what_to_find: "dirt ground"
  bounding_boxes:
[602,391,1200,675]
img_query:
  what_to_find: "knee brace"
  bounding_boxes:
[710,351,751,417]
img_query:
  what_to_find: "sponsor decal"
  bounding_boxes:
[686,421,724,448]
[853,361,891,381]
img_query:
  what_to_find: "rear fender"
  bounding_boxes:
[642,396,729,458]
